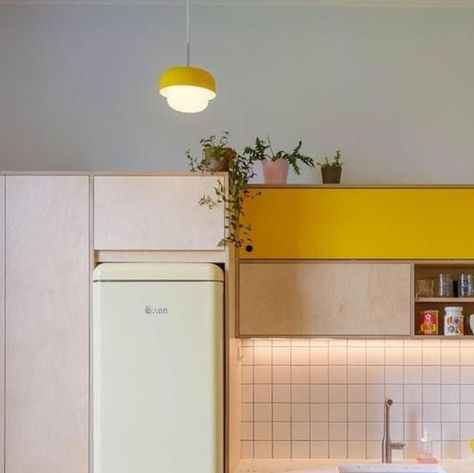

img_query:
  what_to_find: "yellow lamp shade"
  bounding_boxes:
[159,65,216,113]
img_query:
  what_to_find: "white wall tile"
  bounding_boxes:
[311,403,329,422]
[423,366,441,384]
[348,384,366,403]
[273,365,291,384]
[310,347,328,365]
[242,365,253,384]
[273,384,290,403]
[348,422,366,440]
[310,365,329,384]
[254,384,272,403]
[254,366,272,384]
[386,347,404,365]
[273,422,290,441]
[273,441,291,458]
[442,403,460,423]
[405,384,422,403]
[273,403,291,422]
[366,384,385,403]
[292,346,310,365]
[442,385,460,403]
[254,422,272,440]
[254,346,272,365]
[273,347,291,365]
[329,365,348,384]
[423,384,441,403]
[367,366,385,384]
[329,403,348,422]
[310,384,329,403]
[460,366,474,383]
[386,366,404,384]
[404,366,422,384]
[254,441,272,458]
[329,346,347,365]
[255,404,272,422]
[292,384,310,403]
[240,338,474,459]
[291,366,310,384]
[292,422,310,440]
[311,422,329,440]
[329,385,347,403]
[292,441,310,458]
[292,404,310,422]
[442,366,460,384]
[461,385,474,403]
[329,441,347,458]
[329,422,348,440]
[348,365,366,384]
[241,422,253,440]
[348,403,366,422]
[310,441,329,458]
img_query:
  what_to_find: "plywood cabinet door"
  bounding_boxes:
[5,176,90,473]
[94,175,225,250]
[239,262,412,336]
[240,188,474,259]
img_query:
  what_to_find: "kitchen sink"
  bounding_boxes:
[338,464,445,473]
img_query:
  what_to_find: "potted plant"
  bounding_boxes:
[243,136,314,184]
[186,132,236,172]
[187,133,258,247]
[317,150,343,184]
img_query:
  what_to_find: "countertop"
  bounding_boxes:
[235,459,474,473]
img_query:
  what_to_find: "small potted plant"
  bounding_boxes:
[317,150,343,184]
[243,136,314,185]
[187,133,258,247]
[186,132,236,172]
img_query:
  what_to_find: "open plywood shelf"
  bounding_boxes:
[414,262,474,336]
[415,297,474,303]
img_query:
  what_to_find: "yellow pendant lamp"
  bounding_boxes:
[158,0,216,113]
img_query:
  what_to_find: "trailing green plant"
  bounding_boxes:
[187,133,259,247]
[317,150,343,169]
[243,136,315,175]
[186,132,236,172]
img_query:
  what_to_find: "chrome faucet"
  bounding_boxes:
[382,398,406,463]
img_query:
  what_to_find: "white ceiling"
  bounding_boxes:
[1,0,474,6]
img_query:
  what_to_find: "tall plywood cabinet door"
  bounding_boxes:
[5,176,89,473]
[239,262,412,336]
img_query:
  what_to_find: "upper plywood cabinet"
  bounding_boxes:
[94,175,225,251]
[240,187,474,259]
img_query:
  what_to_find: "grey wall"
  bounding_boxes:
[0,4,473,183]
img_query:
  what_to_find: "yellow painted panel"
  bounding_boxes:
[240,188,474,259]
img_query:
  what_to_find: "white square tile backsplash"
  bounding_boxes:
[240,338,474,460]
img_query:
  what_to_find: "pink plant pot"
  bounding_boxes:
[261,158,289,185]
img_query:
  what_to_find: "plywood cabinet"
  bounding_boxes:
[239,262,412,336]
[5,176,90,473]
[94,175,225,251]
[240,187,474,259]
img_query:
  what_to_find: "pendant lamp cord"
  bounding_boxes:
[186,0,190,66]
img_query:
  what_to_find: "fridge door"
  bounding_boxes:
[93,263,223,473]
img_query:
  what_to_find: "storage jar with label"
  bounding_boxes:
[444,306,464,336]
[418,310,439,335]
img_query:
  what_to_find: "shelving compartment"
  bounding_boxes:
[414,263,474,336]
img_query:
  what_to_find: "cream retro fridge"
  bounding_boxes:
[93,263,224,473]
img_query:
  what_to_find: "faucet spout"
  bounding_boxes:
[382,398,405,463]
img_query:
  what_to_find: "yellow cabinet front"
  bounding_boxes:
[240,187,474,259]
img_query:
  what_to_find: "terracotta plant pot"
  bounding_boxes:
[261,158,289,184]
[204,147,236,172]
[320,166,342,184]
